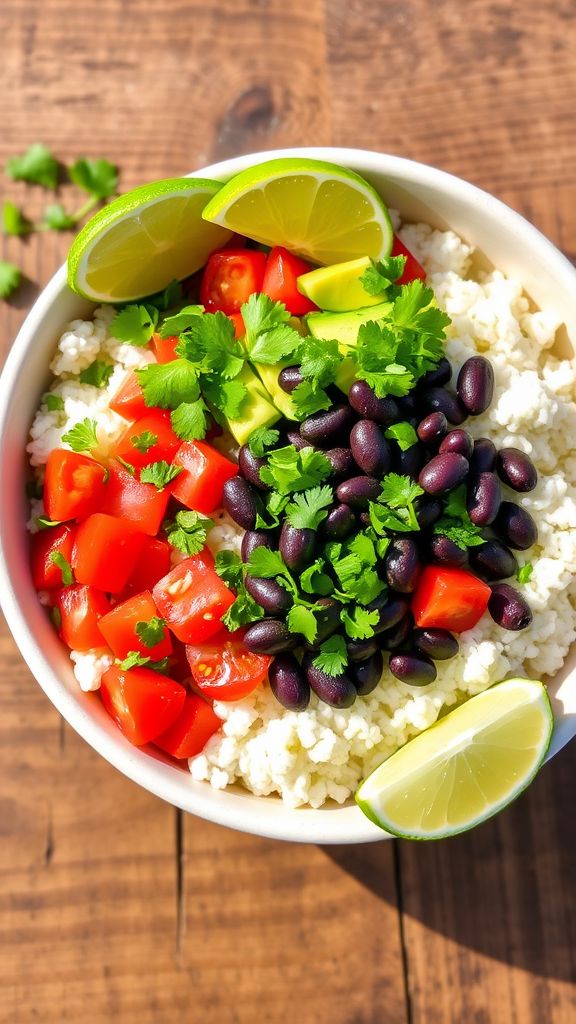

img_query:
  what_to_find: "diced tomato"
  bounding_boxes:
[154,692,221,759]
[56,584,111,651]
[44,450,107,523]
[391,236,427,284]
[152,333,180,364]
[170,440,238,514]
[200,249,267,314]
[121,537,172,597]
[99,462,170,536]
[264,246,319,315]
[31,523,77,589]
[228,311,245,340]
[412,566,491,632]
[153,555,235,644]
[100,665,186,746]
[111,409,181,471]
[186,638,271,701]
[109,371,148,421]
[72,513,146,593]
[98,589,173,660]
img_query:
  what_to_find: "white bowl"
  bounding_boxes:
[1,147,575,844]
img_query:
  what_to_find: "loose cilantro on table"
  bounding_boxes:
[2,201,32,237]
[140,461,183,491]
[0,261,22,300]
[48,551,74,586]
[164,510,214,556]
[359,253,407,296]
[41,203,77,231]
[69,158,118,202]
[61,418,99,454]
[79,360,114,388]
[6,144,60,189]
[110,304,158,346]
[135,617,167,649]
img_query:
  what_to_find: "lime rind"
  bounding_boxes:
[355,679,554,840]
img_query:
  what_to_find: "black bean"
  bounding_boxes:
[389,652,437,686]
[488,584,533,631]
[238,445,268,491]
[496,448,538,493]
[348,381,400,424]
[493,501,538,550]
[413,628,459,661]
[415,496,443,530]
[279,523,316,571]
[467,471,501,526]
[303,655,357,708]
[429,535,468,567]
[394,442,425,480]
[379,613,414,651]
[469,540,518,582]
[222,477,258,530]
[241,530,270,564]
[278,365,303,394]
[418,452,469,495]
[351,651,384,696]
[396,393,418,419]
[244,619,300,654]
[349,420,392,475]
[470,437,497,474]
[336,475,381,509]
[384,537,422,593]
[312,598,342,644]
[347,637,380,663]
[416,357,452,391]
[457,356,494,415]
[417,411,448,444]
[321,503,356,540]
[367,593,411,634]
[422,387,467,425]
[325,446,356,478]
[300,404,355,447]
[244,575,291,615]
[269,654,310,711]
[286,430,310,452]
[439,428,473,459]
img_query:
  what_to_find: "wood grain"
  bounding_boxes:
[2,0,576,1020]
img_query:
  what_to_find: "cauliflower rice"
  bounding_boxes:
[27,222,576,808]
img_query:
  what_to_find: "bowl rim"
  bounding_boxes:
[1,145,576,844]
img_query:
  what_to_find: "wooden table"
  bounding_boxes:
[2,1,576,1020]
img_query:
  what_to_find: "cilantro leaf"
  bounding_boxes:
[312,635,348,677]
[298,335,341,389]
[118,651,170,672]
[248,426,280,458]
[42,203,76,231]
[110,304,158,347]
[517,562,534,584]
[202,376,247,420]
[379,473,424,508]
[340,606,380,640]
[254,490,289,530]
[135,616,167,648]
[369,502,414,534]
[242,293,302,365]
[259,445,332,495]
[176,311,245,378]
[371,473,424,533]
[385,421,418,451]
[159,304,204,338]
[359,254,407,296]
[346,532,378,566]
[36,516,62,531]
[144,280,183,312]
[285,485,333,530]
[136,359,200,409]
[247,547,290,580]
[130,430,157,454]
[49,551,74,586]
[241,292,291,335]
[222,588,265,631]
[290,379,333,419]
[61,418,99,454]
[6,144,59,188]
[79,360,114,388]
[165,510,214,556]
[43,393,64,411]
[214,550,244,588]
[2,201,32,236]
[140,461,183,490]
[287,604,318,644]
[69,157,118,199]
[433,486,485,550]
[116,456,135,475]
[0,261,22,300]
[300,559,334,596]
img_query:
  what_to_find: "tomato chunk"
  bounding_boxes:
[412,566,491,632]
[170,440,238,514]
[109,371,148,421]
[98,590,173,660]
[186,638,271,701]
[121,537,172,597]
[154,692,221,759]
[200,249,267,314]
[44,449,106,523]
[100,461,170,536]
[72,513,146,593]
[228,311,245,340]
[153,555,235,643]
[111,409,181,471]
[264,246,319,315]
[56,584,111,651]
[391,236,427,284]
[100,665,186,746]
[152,333,180,364]
[31,523,77,589]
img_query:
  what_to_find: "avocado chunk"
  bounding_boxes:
[305,300,393,348]
[226,363,281,446]
[298,257,386,312]
[253,361,297,419]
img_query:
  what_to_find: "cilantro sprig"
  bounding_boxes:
[164,510,214,556]
[135,617,167,649]
[110,305,158,347]
[359,253,407,296]
[140,461,183,491]
[433,486,485,550]
[369,473,424,534]
[61,418,99,454]
[259,445,332,495]
[0,261,22,300]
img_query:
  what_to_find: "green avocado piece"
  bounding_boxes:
[226,363,281,446]
[305,300,393,348]
[253,361,298,419]
[297,257,385,312]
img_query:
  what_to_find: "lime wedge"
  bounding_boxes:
[67,178,233,302]
[298,256,385,311]
[356,678,553,839]
[202,158,393,266]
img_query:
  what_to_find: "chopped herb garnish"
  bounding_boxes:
[36,516,62,530]
[118,651,170,672]
[6,144,60,189]
[517,562,534,585]
[49,551,74,586]
[284,485,333,530]
[433,486,485,550]
[385,421,419,451]
[115,456,136,475]
[340,605,380,640]
[259,445,332,495]
[61,417,99,454]
[158,304,204,338]
[0,261,22,300]
[130,430,158,454]
[248,426,280,458]
[165,510,214,556]
[312,635,348,677]
[79,360,114,388]
[214,550,244,588]
[241,293,302,365]
[140,461,183,491]
[43,393,65,411]
[359,254,407,296]
[135,617,167,649]
[110,304,158,347]
[136,359,200,409]
[170,398,209,441]
[287,604,318,644]
[369,473,424,534]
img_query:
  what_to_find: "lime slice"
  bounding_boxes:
[68,178,233,302]
[356,678,553,839]
[298,256,385,311]
[202,158,393,266]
